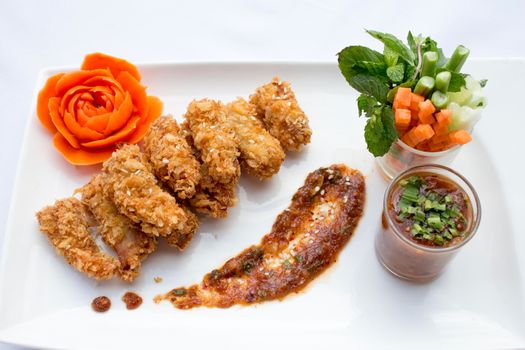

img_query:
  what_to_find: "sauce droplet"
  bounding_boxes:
[122,292,143,310]
[91,296,111,313]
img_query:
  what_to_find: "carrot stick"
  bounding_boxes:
[418,100,436,124]
[449,130,472,145]
[394,87,412,109]
[395,109,412,131]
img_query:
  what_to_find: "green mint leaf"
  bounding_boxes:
[407,31,417,55]
[479,79,488,87]
[386,63,405,83]
[337,45,385,80]
[364,106,398,157]
[357,94,379,117]
[381,106,398,143]
[354,61,388,78]
[347,74,389,103]
[383,46,399,67]
[404,64,416,81]
[366,29,415,66]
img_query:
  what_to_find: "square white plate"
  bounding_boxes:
[0,61,524,350]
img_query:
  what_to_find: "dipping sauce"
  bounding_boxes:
[122,292,143,310]
[387,173,471,248]
[91,296,111,312]
[376,165,480,282]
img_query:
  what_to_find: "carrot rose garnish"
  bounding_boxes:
[37,53,163,165]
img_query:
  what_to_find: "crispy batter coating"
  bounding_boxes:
[36,197,119,280]
[225,98,285,179]
[184,99,240,184]
[102,144,196,246]
[143,116,201,199]
[165,205,199,249]
[189,164,238,218]
[78,174,158,282]
[249,76,312,151]
[181,121,237,218]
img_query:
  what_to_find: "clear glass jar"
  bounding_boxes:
[376,139,461,180]
[375,164,481,282]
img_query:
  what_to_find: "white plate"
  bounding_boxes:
[0,61,524,350]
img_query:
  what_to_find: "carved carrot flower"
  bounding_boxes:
[37,53,163,165]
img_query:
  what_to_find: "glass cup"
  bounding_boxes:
[376,139,462,180]
[375,164,481,282]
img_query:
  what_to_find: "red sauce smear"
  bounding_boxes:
[156,164,365,309]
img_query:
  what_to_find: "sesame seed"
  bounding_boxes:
[250,116,257,121]
[328,175,334,180]
[345,176,350,181]
[126,190,131,197]
[148,188,153,194]
[287,102,292,107]
[320,189,325,195]
[162,158,169,164]
[314,186,320,192]
[248,139,255,144]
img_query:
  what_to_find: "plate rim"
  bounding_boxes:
[1,59,524,350]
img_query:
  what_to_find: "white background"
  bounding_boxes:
[1,1,524,349]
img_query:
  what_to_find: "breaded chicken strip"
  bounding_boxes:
[180,122,237,218]
[78,174,158,282]
[143,116,201,199]
[189,164,238,218]
[103,144,197,247]
[225,98,285,179]
[36,197,119,280]
[165,205,199,249]
[249,77,312,151]
[184,99,240,184]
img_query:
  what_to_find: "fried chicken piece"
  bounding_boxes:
[78,174,158,282]
[184,99,240,184]
[225,98,285,179]
[249,77,312,151]
[36,197,119,280]
[143,116,201,199]
[165,205,199,249]
[181,121,237,218]
[102,144,197,247]
[188,164,238,218]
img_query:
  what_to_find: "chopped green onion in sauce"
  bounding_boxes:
[390,174,470,247]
